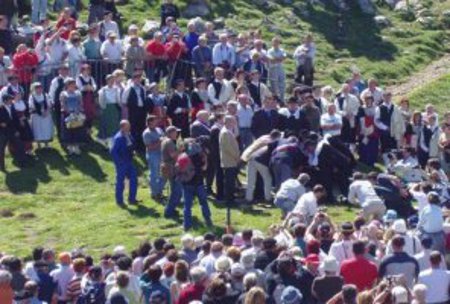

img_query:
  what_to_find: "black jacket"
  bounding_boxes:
[251,109,280,139]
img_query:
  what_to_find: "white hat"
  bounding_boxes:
[392,286,408,303]
[240,251,256,269]
[322,256,338,273]
[113,245,126,255]
[392,219,407,234]
[214,256,231,273]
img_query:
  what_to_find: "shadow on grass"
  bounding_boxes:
[299,1,398,61]
[125,204,160,218]
[5,158,51,194]
[70,150,107,182]
[36,148,70,175]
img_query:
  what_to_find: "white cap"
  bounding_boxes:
[392,219,407,234]
[321,256,338,273]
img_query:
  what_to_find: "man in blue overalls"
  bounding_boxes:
[111,120,138,207]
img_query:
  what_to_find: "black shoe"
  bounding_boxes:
[205,219,213,228]
[117,202,126,208]
[128,199,141,205]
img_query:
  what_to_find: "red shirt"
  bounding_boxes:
[176,283,205,304]
[146,40,166,57]
[165,41,186,62]
[340,256,378,291]
[56,17,77,40]
[12,51,39,83]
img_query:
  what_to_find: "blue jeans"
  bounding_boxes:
[146,151,165,196]
[164,178,183,217]
[183,184,212,230]
[32,0,48,23]
[239,128,253,151]
[115,162,137,204]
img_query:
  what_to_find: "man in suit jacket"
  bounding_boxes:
[219,115,241,206]
[167,79,190,138]
[251,95,281,139]
[190,110,211,138]
[110,120,138,206]
[0,94,25,171]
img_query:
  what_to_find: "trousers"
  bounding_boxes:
[115,162,137,204]
[246,159,272,201]
[146,151,165,196]
[32,0,47,23]
[183,183,212,230]
[164,178,183,217]
[268,66,286,102]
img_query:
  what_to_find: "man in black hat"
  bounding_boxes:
[279,96,310,137]
[0,94,26,170]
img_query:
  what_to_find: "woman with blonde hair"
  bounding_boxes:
[244,286,267,304]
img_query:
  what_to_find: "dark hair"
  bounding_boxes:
[242,229,253,242]
[202,241,211,255]
[342,284,358,303]
[207,278,227,298]
[147,265,163,283]
[89,266,103,281]
[154,238,166,251]
[166,249,179,263]
[116,256,132,271]
[353,216,366,231]
[293,223,306,238]
[7,257,22,272]
[221,234,234,247]
[352,241,366,255]
[85,255,94,268]
[421,236,433,249]
[204,232,216,242]
[174,260,189,282]
[313,185,325,193]
[138,241,152,258]
[32,247,44,261]
[392,235,405,248]
[430,251,442,266]
[163,243,175,253]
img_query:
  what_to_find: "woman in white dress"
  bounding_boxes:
[28,82,53,148]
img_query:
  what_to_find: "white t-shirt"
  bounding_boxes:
[418,268,450,303]
[320,113,342,137]
[348,180,383,207]
[293,191,317,220]
[276,179,306,202]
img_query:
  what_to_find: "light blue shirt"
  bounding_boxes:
[418,204,444,233]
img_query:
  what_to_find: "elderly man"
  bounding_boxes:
[111,120,139,207]
[320,103,342,138]
[220,115,241,206]
[100,31,123,75]
[192,35,213,81]
[361,78,383,105]
[207,67,234,108]
[236,94,254,151]
[374,91,405,154]
[212,33,236,72]
[335,83,360,146]
[190,110,211,139]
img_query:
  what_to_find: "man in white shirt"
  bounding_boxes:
[50,252,75,303]
[329,222,355,266]
[320,103,342,138]
[212,34,236,68]
[100,31,123,63]
[207,67,234,107]
[348,172,386,220]
[385,219,422,256]
[360,78,383,105]
[418,251,450,304]
[415,236,446,271]
[236,94,254,151]
[418,192,445,253]
[334,83,360,146]
[274,173,310,218]
[293,184,326,224]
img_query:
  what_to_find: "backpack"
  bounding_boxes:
[175,152,195,183]
[76,282,106,304]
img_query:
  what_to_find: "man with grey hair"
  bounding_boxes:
[274,173,310,218]
[190,110,211,139]
[219,115,241,206]
[212,33,236,71]
[177,266,208,304]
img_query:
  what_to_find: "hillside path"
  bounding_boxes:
[388,54,450,97]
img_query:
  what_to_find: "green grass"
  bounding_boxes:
[408,73,450,114]
[0,141,357,259]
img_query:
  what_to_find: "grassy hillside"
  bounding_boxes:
[409,73,450,114]
[84,0,450,88]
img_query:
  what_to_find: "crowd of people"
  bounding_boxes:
[2,0,450,303]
